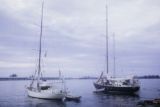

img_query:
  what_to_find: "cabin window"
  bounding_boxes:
[40,86,50,90]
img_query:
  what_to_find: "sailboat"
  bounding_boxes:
[93,3,140,94]
[26,0,66,100]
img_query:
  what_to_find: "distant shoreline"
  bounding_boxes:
[0,77,98,81]
[0,76,159,81]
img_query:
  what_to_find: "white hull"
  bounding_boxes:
[27,88,65,100]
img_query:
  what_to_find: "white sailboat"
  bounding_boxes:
[26,0,66,100]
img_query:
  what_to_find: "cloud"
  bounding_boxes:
[0,0,160,77]
[0,61,34,68]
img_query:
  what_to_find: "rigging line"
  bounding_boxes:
[30,69,38,87]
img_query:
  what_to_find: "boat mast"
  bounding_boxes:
[37,0,44,87]
[113,33,116,78]
[105,3,109,74]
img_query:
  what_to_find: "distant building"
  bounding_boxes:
[10,74,18,78]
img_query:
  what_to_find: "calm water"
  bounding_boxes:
[0,79,160,107]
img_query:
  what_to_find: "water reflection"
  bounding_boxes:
[93,90,140,107]
[26,98,66,107]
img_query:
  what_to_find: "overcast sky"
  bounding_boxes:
[0,0,160,77]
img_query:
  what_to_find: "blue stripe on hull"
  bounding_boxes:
[104,86,140,93]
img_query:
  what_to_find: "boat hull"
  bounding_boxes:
[94,82,105,89]
[27,88,65,100]
[94,82,140,93]
[104,86,140,93]
[65,95,81,101]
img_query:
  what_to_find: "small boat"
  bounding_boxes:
[65,95,81,101]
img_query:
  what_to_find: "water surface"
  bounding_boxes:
[0,79,159,107]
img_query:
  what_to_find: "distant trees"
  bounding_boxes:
[137,75,160,79]
[10,74,18,78]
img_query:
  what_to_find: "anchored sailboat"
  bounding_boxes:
[94,3,140,94]
[26,0,66,100]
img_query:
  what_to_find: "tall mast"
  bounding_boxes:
[38,0,44,83]
[113,33,116,77]
[105,3,109,74]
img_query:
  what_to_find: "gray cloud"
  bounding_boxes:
[0,0,160,77]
